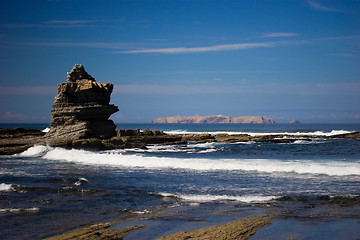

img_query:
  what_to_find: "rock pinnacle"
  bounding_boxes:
[66,64,95,82]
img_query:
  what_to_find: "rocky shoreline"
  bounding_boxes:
[1,127,359,155]
[40,193,360,240]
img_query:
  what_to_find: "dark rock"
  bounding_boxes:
[66,64,95,82]
[214,133,251,143]
[0,128,46,155]
[117,129,141,137]
[46,65,119,143]
[180,133,216,143]
[142,128,154,136]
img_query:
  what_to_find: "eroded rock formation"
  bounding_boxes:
[46,64,119,142]
[152,115,275,124]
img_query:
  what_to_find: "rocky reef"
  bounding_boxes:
[46,64,119,144]
[152,115,275,124]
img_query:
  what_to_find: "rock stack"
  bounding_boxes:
[47,64,119,142]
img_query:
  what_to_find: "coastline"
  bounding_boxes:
[1,126,359,155]
[1,123,359,239]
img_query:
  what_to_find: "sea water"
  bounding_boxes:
[0,123,359,239]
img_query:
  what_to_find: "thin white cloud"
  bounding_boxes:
[22,41,133,49]
[0,23,42,28]
[330,53,360,59]
[0,20,100,29]
[118,42,276,54]
[113,82,360,96]
[45,20,98,28]
[113,84,231,95]
[117,40,307,54]
[308,0,342,12]
[261,32,298,37]
[0,86,56,96]
[319,35,360,41]
[20,40,306,53]
[45,20,95,24]
[0,112,27,121]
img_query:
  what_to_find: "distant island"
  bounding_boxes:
[152,115,275,124]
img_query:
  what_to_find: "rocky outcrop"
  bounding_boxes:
[158,216,272,240]
[0,128,46,155]
[46,64,119,143]
[152,115,275,124]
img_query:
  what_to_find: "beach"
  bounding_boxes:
[0,123,359,239]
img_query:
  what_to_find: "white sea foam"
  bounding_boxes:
[0,207,40,213]
[198,148,218,153]
[187,142,223,148]
[291,140,325,144]
[132,209,151,214]
[158,192,277,203]
[18,145,49,157]
[41,127,50,133]
[74,177,88,186]
[145,145,194,153]
[41,147,360,176]
[165,129,354,137]
[0,183,13,192]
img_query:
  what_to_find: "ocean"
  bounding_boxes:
[0,123,359,239]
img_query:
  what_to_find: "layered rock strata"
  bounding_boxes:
[0,128,46,155]
[152,115,275,124]
[46,64,119,142]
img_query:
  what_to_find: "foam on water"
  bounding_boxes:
[158,192,277,203]
[187,142,224,148]
[145,145,195,153]
[18,145,49,157]
[74,177,88,186]
[41,127,50,133]
[0,207,40,213]
[0,183,13,192]
[38,146,360,176]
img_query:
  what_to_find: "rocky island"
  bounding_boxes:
[152,115,275,124]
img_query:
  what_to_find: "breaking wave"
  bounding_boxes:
[0,183,14,192]
[0,207,40,213]
[19,146,359,177]
[18,145,49,157]
[41,127,50,133]
[158,192,277,203]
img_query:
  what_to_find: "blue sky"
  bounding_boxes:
[0,0,359,123]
